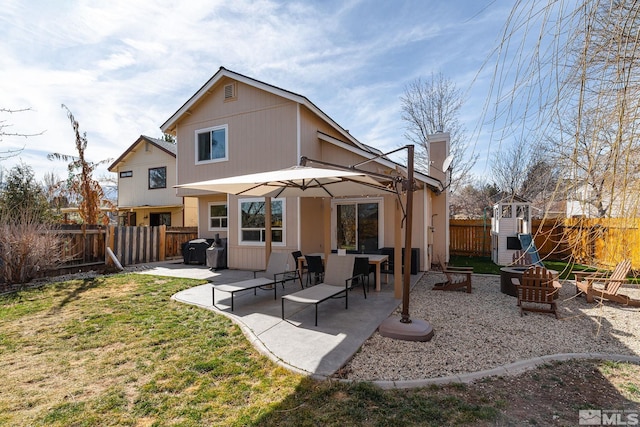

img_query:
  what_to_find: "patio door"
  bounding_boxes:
[332,199,382,252]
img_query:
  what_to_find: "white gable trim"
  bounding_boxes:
[160,67,372,154]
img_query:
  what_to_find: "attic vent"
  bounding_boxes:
[224,83,236,100]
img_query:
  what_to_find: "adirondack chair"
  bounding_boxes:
[512,250,533,267]
[512,266,562,318]
[574,259,640,307]
[432,261,473,293]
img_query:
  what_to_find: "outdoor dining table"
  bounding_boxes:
[297,252,389,292]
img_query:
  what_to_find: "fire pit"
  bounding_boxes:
[500,267,529,296]
[500,266,559,297]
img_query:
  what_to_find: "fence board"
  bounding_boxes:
[165,227,198,259]
[57,226,106,266]
[451,218,640,269]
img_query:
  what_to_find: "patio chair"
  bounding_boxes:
[282,254,365,326]
[432,261,473,293]
[211,252,300,311]
[291,250,306,287]
[574,259,640,306]
[511,250,533,267]
[512,266,562,318]
[305,254,325,287]
[352,256,372,292]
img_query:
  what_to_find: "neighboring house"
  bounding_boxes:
[160,66,450,271]
[108,135,197,227]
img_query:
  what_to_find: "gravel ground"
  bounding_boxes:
[341,271,640,382]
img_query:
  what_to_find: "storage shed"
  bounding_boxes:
[491,197,531,265]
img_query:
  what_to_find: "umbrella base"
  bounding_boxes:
[378,316,434,342]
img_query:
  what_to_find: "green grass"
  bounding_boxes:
[2,272,638,425]
[0,273,504,426]
[448,255,595,279]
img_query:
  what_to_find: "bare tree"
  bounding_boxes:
[491,138,559,208]
[400,73,477,193]
[450,181,499,219]
[48,105,114,225]
[484,0,640,220]
[0,108,44,161]
[480,0,640,265]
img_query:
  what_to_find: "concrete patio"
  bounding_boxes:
[135,260,419,377]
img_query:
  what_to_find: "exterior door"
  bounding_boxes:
[333,199,381,252]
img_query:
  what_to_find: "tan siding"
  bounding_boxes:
[300,198,326,254]
[116,144,181,207]
[175,81,299,196]
[168,75,436,272]
[183,196,198,226]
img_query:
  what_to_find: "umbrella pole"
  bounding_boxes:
[400,146,414,323]
[265,197,272,267]
[378,144,434,341]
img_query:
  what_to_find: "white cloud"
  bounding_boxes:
[0,0,514,182]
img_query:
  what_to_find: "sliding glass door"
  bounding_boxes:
[333,199,382,252]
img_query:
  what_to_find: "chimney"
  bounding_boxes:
[427,132,450,183]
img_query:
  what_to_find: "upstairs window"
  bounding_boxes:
[196,125,228,164]
[148,167,166,189]
[120,170,133,178]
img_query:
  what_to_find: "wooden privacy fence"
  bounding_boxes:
[449,219,492,256]
[58,225,106,266]
[57,225,198,268]
[450,218,640,269]
[106,226,198,266]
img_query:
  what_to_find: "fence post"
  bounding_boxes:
[105,225,115,267]
[159,225,166,261]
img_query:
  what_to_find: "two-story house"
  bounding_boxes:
[108,135,197,227]
[160,67,450,272]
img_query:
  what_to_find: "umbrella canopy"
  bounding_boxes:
[175,165,396,198]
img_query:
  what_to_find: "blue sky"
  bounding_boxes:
[0,0,515,183]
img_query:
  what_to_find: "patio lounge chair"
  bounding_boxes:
[512,266,562,318]
[281,254,365,326]
[574,259,640,306]
[432,261,473,293]
[212,252,300,311]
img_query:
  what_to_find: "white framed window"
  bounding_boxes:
[238,198,285,245]
[195,124,228,164]
[331,198,383,252]
[208,202,228,230]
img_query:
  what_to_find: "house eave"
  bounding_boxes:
[159,66,373,154]
[316,131,444,193]
[108,135,176,172]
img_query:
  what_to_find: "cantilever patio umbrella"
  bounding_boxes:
[177,148,433,340]
[174,165,396,198]
[175,163,399,284]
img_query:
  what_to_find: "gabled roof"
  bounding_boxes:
[160,66,376,155]
[108,135,176,172]
[160,66,443,192]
